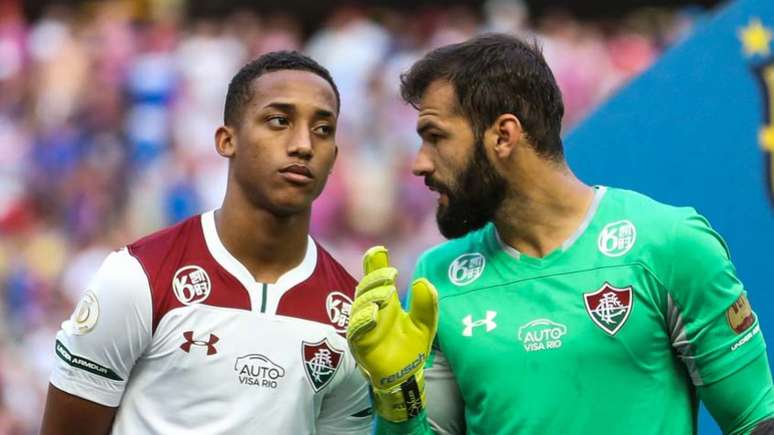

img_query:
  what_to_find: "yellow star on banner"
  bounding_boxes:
[739,18,772,56]
[760,125,774,152]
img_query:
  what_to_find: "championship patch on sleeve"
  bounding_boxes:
[68,290,100,335]
[726,293,755,334]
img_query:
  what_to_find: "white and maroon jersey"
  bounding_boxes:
[50,211,371,434]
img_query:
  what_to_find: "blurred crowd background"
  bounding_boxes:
[0,0,715,432]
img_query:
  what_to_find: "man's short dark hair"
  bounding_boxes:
[224,51,340,126]
[401,33,565,159]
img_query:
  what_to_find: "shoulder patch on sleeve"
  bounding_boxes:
[727,293,755,334]
[67,290,100,335]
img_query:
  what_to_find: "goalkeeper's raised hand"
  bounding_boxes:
[346,246,438,423]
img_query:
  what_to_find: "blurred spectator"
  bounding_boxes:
[0,0,701,432]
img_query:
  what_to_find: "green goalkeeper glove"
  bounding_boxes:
[346,246,439,423]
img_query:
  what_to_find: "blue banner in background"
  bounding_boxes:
[565,0,774,432]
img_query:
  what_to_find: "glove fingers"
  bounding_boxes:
[356,267,398,296]
[363,246,390,275]
[407,278,439,336]
[354,285,394,308]
[348,287,401,346]
[348,301,379,342]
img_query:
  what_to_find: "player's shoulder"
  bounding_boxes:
[604,187,696,223]
[602,187,702,243]
[125,213,209,279]
[79,247,152,325]
[127,214,202,259]
[601,186,725,269]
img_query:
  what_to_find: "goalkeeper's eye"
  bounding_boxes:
[428,133,444,144]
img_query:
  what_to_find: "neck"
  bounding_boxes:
[215,185,311,283]
[494,157,594,258]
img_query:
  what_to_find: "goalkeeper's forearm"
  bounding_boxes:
[375,410,433,435]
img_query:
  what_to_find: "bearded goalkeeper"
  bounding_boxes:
[347,33,774,434]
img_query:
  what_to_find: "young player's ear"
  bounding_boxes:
[489,114,523,160]
[215,126,236,158]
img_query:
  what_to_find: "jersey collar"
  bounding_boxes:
[200,210,318,290]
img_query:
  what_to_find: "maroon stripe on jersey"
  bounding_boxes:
[127,215,251,334]
[276,242,357,336]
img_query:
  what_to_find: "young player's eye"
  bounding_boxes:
[267,116,290,128]
[313,125,335,137]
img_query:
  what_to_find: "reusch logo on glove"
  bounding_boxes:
[380,353,425,386]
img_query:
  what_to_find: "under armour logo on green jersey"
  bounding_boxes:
[462,311,497,336]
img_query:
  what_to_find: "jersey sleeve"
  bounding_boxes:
[316,336,372,435]
[50,248,153,407]
[664,212,767,386]
[697,351,774,434]
[424,346,466,434]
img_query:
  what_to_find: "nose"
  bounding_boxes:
[411,144,434,177]
[288,126,313,159]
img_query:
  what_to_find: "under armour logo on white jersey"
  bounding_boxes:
[462,311,497,336]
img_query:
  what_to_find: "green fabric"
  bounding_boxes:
[698,352,774,435]
[375,410,432,434]
[400,186,770,434]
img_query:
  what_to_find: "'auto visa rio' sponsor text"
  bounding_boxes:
[517,319,567,352]
[234,354,286,389]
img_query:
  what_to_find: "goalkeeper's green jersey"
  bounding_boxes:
[387,186,772,434]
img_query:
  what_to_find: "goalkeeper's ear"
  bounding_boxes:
[407,278,438,336]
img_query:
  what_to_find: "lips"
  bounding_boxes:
[425,178,448,195]
[281,164,313,177]
[279,163,314,185]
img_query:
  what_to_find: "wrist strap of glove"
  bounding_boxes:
[371,369,426,423]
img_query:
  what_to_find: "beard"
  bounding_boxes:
[428,139,507,239]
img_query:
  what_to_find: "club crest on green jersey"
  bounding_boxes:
[448,253,486,286]
[584,283,633,336]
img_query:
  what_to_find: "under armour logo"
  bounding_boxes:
[462,311,497,336]
[180,331,219,355]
